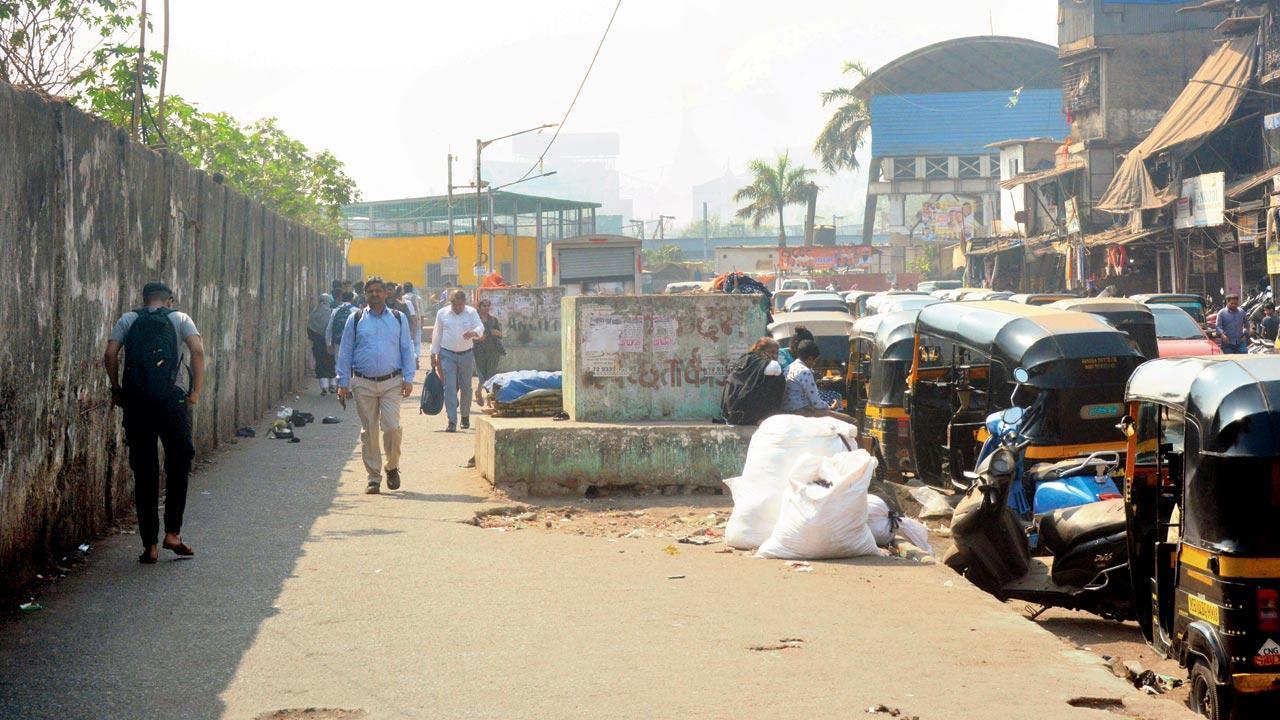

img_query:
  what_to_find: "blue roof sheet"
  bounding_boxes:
[869,88,1067,157]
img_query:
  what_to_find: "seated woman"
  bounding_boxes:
[781,339,858,425]
[720,337,785,425]
[777,326,814,373]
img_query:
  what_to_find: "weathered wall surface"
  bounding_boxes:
[475,286,564,373]
[0,82,343,584]
[561,294,767,422]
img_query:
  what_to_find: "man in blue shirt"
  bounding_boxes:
[336,276,417,494]
[1216,293,1248,354]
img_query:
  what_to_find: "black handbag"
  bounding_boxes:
[420,369,444,415]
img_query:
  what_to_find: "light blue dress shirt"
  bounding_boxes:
[336,307,417,388]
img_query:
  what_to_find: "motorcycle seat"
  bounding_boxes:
[1027,456,1114,482]
[1037,498,1126,555]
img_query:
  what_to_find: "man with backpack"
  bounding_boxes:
[335,277,417,494]
[102,281,205,564]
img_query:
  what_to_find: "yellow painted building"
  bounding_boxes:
[346,233,539,289]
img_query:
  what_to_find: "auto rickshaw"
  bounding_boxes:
[848,310,920,482]
[1009,293,1078,306]
[769,311,856,410]
[906,301,1144,489]
[1122,356,1280,719]
[1131,293,1208,326]
[1049,297,1159,359]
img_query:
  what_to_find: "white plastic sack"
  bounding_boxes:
[867,495,934,555]
[755,449,880,560]
[724,415,857,550]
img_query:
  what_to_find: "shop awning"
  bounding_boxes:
[999,160,1085,190]
[966,238,1026,257]
[1226,165,1280,199]
[1096,34,1256,213]
[1081,225,1165,248]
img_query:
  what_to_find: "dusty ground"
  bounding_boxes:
[0,388,1199,720]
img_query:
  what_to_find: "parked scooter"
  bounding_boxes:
[944,436,1134,621]
[1248,337,1276,355]
[970,370,1123,530]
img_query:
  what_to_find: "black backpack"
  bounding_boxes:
[123,308,180,401]
[330,304,355,345]
[720,352,784,425]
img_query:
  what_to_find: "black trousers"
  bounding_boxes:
[123,391,195,545]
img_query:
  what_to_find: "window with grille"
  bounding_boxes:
[1063,57,1100,113]
[925,157,950,179]
[958,156,983,179]
[501,262,513,280]
[426,262,443,289]
[891,158,917,181]
[1007,158,1021,178]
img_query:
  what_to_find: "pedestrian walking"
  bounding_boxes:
[326,290,358,385]
[335,277,416,494]
[402,282,424,355]
[102,281,204,564]
[308,292,337,394]
[1260,303,1279,343]
[472,297,506,405]
[1217,293,1248,353]
[430,289,484,432]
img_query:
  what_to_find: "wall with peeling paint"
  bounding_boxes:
[474,286,564,373]
[0,83,343,584]
[562,295,769,422]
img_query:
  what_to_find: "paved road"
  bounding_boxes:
[0,390,1193,720]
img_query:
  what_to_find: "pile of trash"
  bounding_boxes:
[722,415,932,560]
[711,272,772,301]
[483,371,563,417]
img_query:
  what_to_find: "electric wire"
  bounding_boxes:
[512,0,623,185]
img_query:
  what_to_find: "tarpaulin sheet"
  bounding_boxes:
[1096,34,1256,213]
[486,370,562,403]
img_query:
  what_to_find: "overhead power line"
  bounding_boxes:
[512,0,623,184]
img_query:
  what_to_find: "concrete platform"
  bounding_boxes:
[475,416,755,496]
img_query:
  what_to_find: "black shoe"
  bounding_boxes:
[365,480,380,494]
[460,417,470,430]
[446,423,457,433]
[386,468,401,490]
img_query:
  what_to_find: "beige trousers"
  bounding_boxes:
[351,375,403,482]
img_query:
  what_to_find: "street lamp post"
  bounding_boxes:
[474,123,556,284]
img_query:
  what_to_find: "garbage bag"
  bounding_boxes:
[867,495,934,555]
[755,450,879,560]
[724,415,856,550]
[419,370,444,415]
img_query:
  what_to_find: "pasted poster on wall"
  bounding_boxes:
[582,312,626,376]
[1174,172,1225,229]
[651,317,678,354]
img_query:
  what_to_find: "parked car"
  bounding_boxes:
[778,278,814,291]
[916,280,962,293]
[1149,304,1222,357]
[786,292,850,314]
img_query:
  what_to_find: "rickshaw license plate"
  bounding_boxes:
[1188,595,1221,625]
[1079,403,1122,420]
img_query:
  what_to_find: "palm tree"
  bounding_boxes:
[733,154,816,248]
[814,60,872,174]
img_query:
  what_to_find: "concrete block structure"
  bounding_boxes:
[475,286,565,373]
[561,294,768,422]
[475,417,753,496]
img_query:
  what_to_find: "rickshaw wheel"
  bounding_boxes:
[1190,661,1233,720]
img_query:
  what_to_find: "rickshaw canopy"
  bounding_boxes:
[914,301,1144,387]
[1049,297,1158,358]
[1126,356,1280,456]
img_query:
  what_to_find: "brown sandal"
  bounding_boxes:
[139,547,158,564]
[162,540,195,557]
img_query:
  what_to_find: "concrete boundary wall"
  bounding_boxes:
[0,82,343,583]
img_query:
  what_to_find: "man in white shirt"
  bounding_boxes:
[431,289,484,432]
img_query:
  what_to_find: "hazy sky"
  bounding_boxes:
[166,0,1058,225]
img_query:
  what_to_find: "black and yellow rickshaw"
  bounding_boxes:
[769,311,856,410]
[848,310,920,482]
[1122,356,1280,719]
[1050,297,1159,359]
[905,301,1144,489]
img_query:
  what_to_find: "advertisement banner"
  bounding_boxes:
[1175,172,1225,229]
[777,245,877,273]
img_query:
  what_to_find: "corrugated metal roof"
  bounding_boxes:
[869,89,1068,157]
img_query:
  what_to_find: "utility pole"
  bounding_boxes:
[703,202,711,267]
[446,154,456,282]
[475,139,484,283]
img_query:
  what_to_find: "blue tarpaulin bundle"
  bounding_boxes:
[486,371,563,404]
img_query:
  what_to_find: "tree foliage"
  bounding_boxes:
[1,0,360,237]
[732,153,815,248]
[641,244,684,267]
[814,60,872,175]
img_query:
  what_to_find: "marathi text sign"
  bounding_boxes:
[1175,172,1225,229]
